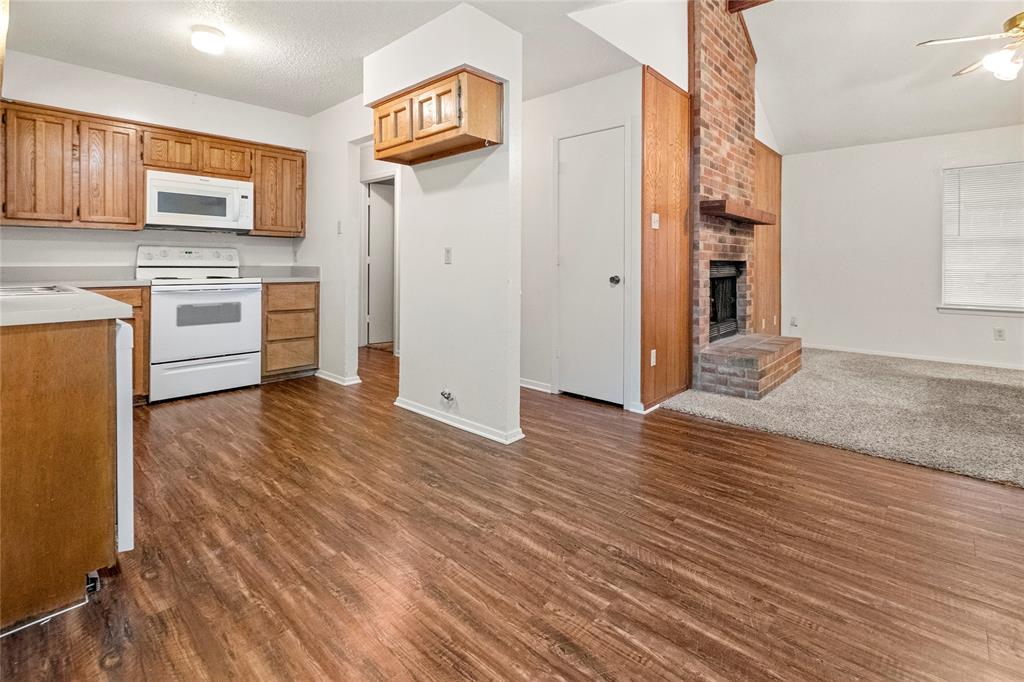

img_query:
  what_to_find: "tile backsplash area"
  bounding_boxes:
[0,226,297,267]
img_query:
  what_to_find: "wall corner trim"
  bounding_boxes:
[394,397,525,445]
[316,370,362,386]
[626,401,660,415]
[520,378,556,393]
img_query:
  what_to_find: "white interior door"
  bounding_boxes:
[367,182,395,345]
[557,127,626,404]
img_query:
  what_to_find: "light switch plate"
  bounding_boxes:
[651,213,660,230]
[443,247,453,265]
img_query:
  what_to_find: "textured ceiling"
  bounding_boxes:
[6,0,633,115]
[745,0,1024,154]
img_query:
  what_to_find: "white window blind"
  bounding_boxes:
[942,161,1024,311]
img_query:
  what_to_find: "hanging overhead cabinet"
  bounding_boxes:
[370,68,503,165]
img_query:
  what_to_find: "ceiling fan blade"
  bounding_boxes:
[918,32,1012,47]
[953,59,984,76]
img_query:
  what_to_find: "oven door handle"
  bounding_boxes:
[151,284,263,293]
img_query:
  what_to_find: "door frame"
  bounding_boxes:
[359,171,401,356]
[551,122,635,405]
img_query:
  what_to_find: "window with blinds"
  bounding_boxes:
[941,161,1024,311]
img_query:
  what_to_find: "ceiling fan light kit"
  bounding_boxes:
[918,10,1024,81]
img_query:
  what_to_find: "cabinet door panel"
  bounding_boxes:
[200,139,252,178]
[142,130,198,171]
[412,75,461,140]
[79,121,139,225]
[5,109,75,221]
[374,98,413,152]
[254,149,304,235]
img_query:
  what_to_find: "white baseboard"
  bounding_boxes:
[520,378,555,393]
[315,370,362,386]
[393,397,525,445]
[803,344,1024,370]
[626,401,660,415]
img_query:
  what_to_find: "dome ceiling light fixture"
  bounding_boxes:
[190,25,226,56]
[917,10,1024,81]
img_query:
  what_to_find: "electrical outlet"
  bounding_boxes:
[650,349,657,366]
[790,316,799,328]
[443,247,453,265]
[651,213,660,230]
[993,327,1007,342]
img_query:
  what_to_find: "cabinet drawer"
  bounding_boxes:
[92,287,144,309]
[265,283,317,311]
[265,338,316,372]
[266,310,316,341]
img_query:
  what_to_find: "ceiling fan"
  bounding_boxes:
[917,10,1024,81]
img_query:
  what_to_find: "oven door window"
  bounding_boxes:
[157,191,229,218]
[176,302,242,327]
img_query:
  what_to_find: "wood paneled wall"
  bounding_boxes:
[752,140,782,335]
[640,67,691,408]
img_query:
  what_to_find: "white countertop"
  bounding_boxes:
[0,265,321,286]
[0,285,133,327]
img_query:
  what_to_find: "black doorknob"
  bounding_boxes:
[609,275,621,285]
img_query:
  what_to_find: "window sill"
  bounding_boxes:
[937,305,1024,318]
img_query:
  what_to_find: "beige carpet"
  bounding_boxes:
[664,349,1024,487]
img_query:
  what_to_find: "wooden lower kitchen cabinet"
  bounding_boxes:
[86,286,150,400]
[262,282,319,378]
[0,319,117,629]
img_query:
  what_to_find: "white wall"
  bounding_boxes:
[521,67,643,409]
[782,124,1024,369]
[295,94,373,383]
[0,51,310,268]
[754,87,779,151]
[569,0,687,91]
[364,5,524,443]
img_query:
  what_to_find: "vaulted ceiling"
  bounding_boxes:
[745,0,1024,154]
[5,0,634,116]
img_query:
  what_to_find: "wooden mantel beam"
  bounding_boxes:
[728,0,772,13]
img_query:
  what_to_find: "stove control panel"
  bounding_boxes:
[137,245,239,267]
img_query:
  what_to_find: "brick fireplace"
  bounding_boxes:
[689,0,801,399]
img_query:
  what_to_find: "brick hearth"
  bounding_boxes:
[698,334,802,400]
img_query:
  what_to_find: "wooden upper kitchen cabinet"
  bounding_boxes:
[141,128,199,171]
[252,148,304,236]
[372,68,502,165]
[79,120,139,226]
[1,100,306,236]
[4,107,75,221]
[200,138,253,178]
[262,282,319,378]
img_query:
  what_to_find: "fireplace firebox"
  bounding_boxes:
[709,261,744,342]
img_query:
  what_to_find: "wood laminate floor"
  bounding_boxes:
[2,348,1022,680]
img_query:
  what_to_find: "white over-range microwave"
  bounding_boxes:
[145,170,253,232]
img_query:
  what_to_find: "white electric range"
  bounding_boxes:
[137,245,262,401]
